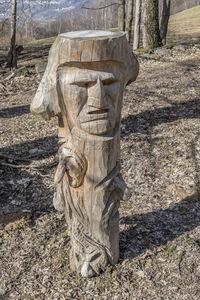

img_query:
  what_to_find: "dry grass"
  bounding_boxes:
[167,5,200,42]
[0,40,200,299]
[0,33,35,47]
[25,36,56,48]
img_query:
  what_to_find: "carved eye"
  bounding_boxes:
[103,79,118,86]
[73,82,91,88]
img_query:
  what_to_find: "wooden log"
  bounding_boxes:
[31,30,139,277]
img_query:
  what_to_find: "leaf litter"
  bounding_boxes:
[0,42,200,299]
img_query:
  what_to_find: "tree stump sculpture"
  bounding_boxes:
[31,30,139,277]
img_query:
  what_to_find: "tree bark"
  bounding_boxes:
[125,0,134,42]
[160,0,171,45]
[7,0,17,69]
[142,0,162,49]
[133,0,142,50]
[118,0,125,31]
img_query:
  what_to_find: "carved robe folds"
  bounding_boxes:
[31,30,139,277]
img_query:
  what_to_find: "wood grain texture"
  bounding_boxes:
[31,30,139,277]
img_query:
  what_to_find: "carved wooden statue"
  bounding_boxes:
[31,30,139,277]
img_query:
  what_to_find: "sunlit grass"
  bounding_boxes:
[167,5,200,43]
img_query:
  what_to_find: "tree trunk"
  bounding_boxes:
[142,0,162,49]
[160,0,171,45]
[133,0,142,50]
[7,0,17,69]
[118,0,125,31]
[125,0,134,42]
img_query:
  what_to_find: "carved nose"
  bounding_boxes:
[88,77,107,108]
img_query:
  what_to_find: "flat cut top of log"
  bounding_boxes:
[60,30,124,40]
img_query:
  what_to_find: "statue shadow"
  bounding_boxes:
[0,105,30,118]
[119,193,200,260]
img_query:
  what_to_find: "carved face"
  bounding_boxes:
[57,62,124,135]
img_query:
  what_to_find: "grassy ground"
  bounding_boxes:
[167,5,200,43]
[0,34,200,299]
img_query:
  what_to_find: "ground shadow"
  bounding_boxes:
[0,163,56,221]
[121,98,200,136]
[0,135,58,222]
[0,135,58,162]
[120,96,200,260]
[120,193,200,260]
[0,105,30,118]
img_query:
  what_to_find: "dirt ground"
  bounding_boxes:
[0,41,200,300]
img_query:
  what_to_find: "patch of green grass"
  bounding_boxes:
[181,164,187,170]
[64,284,72,291]
[135,48,145,52]
[27,118,37,126]
[164,168,171,173]
[149,283,157,290]
[105,273,114,287]
[24,294,33,300]
[55,255,67,265]
[162,245,176,256]
[121,205,132,210]
[165,42,177,48]
[160,137,169,142]
[156,137,170,149]
[192,37,200,43]
[75,273,86,283]
[58,232,68,239]
[26,36,56,48]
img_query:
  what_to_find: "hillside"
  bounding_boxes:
[170,0,200,15]
[167,5,200,42]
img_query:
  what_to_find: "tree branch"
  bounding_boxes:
[81,3,118,10]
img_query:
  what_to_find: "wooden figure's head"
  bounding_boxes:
[31,30,139,137]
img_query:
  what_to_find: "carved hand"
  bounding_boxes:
[54,141,86,188]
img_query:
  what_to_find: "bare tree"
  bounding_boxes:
[142,0,162,49]
[125,0,134,42]
[0,18,10,41]
[80,2,118,30]
[133,0,142,50]
[160,0,171,45]
[118,0,125,31]
[7,0,17,69]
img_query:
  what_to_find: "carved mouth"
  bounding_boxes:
[88,109,109,115]
[82,110,111,123]
[81,108,112,123]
